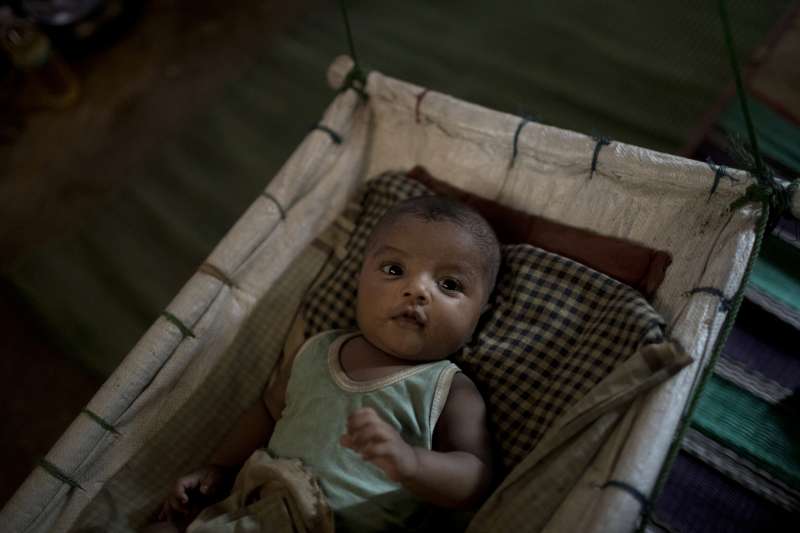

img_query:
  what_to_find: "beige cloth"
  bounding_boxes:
[187,450,334,533]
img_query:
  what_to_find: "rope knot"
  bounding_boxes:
[509,115,534,169]
[339,65,368,100]
[590,136,611,179]
[705,157,738,202]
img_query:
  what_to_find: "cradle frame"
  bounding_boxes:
[5,55,798,533]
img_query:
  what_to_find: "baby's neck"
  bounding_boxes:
[339,334,423,382]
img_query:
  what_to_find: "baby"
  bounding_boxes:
[155,195,501,532]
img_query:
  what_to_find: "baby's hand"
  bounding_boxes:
[158,464,229,522]
[340,407,419,482]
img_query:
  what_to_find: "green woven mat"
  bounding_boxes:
[691,375,800,487]
[719,96,800,173]
[9,0,793,376]
[750,236,800,316]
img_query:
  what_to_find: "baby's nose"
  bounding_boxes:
[403,281,430,304]
[403,291,429,304]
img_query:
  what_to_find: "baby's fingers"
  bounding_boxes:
[157,501,170,522]
[346,407,381,431]
[342,423,393,452]
[162,494,187,519]
[340,430,365,452]
[172,481,191,506]
[360,441,418,482]
[199,471,214,495]
[358,441,393,462]
[357,442,407,481]
[170,479,197,513]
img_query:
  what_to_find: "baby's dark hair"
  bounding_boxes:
[368,195,501,294]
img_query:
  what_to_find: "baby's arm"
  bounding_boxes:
[160,349,294,520]
[206,396,277,467]
[207,344,297,467]
[160,390,278,520]
[341,373,493,509]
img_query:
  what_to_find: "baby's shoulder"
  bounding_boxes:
[433,372,491,457]
[307,328,354,345]
[446,372,486,408]
[295,328,352,357]
[436,372,487,432]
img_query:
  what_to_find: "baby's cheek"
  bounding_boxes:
[446,314,478,346]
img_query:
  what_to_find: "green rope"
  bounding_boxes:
[509,117,531,169]
[38,459,84,491]
[312,124,344,144]
[718,0,798,230]
[262,192,287,220]
[641,3,777,526]
[338,63,369,100]
[602,480,650,512]
[719,0,765,180]
[641,200,769,530]
[198,262,237,288]
[685,287,732,313]
[590,136,611,179]
[705,158,737,201]
[336,0,368,99]
[81,409,121,435]
[162,311,196,339]
[338,0,360,69]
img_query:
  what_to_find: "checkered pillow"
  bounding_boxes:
[303,171,665,471]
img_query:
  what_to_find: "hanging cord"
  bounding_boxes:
[641,203,770,533]
[719,0,795,231]
[640,4,779,528]
[337,0,368,99]
[719,0,764,178]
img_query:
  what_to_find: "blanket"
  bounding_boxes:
[187,450,334,533]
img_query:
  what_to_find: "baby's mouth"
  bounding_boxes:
[392,309,427,328]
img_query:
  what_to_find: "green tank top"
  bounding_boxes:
[267,330,460,532]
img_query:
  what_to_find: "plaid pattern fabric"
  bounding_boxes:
[460,244,665,469]
[303,171,665,471]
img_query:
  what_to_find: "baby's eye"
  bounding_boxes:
[438,278,463,293]
[381,264,404,276]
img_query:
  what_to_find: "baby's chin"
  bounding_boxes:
[391,350,448,363]
[370,336,455,363]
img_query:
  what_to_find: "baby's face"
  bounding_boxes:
[356,216,489,362]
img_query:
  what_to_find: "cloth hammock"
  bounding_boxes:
[3,55,799,533]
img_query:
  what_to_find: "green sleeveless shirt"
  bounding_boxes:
[267,330,461,532]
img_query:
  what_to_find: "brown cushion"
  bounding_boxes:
[407,166,672,300]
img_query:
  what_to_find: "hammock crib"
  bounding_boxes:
[4,55,799,533]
